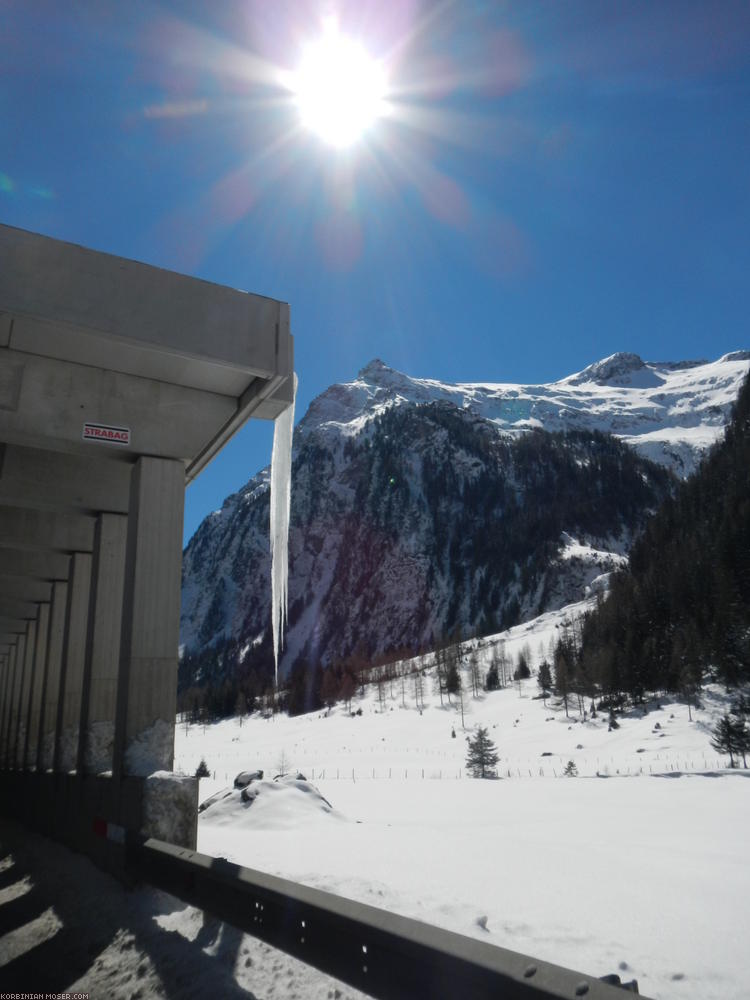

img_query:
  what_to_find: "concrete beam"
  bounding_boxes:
[0,617,29,633]
[0,444,131,515]
[0,223,290,384]
[0,575,52,603]
[0,597,39,620]
[186,369,287,482]
[0,548,71,580]
[0,346,238,464]
[0,505,95,553]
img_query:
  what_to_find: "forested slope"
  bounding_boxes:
[568,370,750,699]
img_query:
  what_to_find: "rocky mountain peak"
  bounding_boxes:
[357,357,393,379]
[566,352,648,386]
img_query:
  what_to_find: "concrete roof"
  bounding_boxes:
[0,219,294,649]
[0,224,294,484]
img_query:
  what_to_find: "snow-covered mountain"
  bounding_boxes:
[300,351,750,477]
[180,351,749,688]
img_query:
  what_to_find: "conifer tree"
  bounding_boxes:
[711,713,742,768]
[465,725,499,778]
[537,661,552,704]
[485,662,500,691]
[730,697,750,768]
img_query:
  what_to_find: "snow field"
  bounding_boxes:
[175,604,749,1000]
[199,776,748,1000]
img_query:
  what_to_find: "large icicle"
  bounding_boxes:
[270,373,297,686]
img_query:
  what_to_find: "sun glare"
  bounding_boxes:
[293,23,387,148]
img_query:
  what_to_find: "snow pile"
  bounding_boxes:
[200,774,340,834]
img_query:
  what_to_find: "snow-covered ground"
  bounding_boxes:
[174,605,750,1000]
[2,601,746,999]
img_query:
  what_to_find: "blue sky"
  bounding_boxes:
[3,1,749,542]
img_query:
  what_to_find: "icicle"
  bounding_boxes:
[270,373,297,686]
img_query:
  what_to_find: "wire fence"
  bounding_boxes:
[174,755,733,783]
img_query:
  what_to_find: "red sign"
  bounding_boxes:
[82,422,130,446]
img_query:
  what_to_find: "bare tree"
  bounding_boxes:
[276,748,290,777]
[376,666,387,711]
[414,669,425,711]
[496,641,511,687]
[434,641,447,706]
[340,671,356,713]
[457,670,466,729]
[469,648,481,698]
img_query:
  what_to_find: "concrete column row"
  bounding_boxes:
[0,456,184,779]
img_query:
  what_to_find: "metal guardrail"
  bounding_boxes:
[126,836,645,999]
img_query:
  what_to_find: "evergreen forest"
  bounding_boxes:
[555,370,750,703]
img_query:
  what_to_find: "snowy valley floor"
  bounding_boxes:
[176,657,749,1000]
[1,621,748,1000]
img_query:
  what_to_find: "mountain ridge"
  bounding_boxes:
[296,351,750,477]
[179,350,749,698]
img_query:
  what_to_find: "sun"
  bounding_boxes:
[292,23,387,148]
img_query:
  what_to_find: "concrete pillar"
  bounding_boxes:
[0,651,8,736]
[54,552,92,773]
[5,631,26,768]
[113,457,184,778]
[78,513,127,774]
[0,641,14,766]
[24,601,50,769]
[15,617,37,767]
[40,579,68,770]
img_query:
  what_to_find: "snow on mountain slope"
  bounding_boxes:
[300,351,750,477]
[180,351,748,672]
[175,600,749,1000]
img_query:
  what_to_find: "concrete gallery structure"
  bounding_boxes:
[0,224,293,861]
